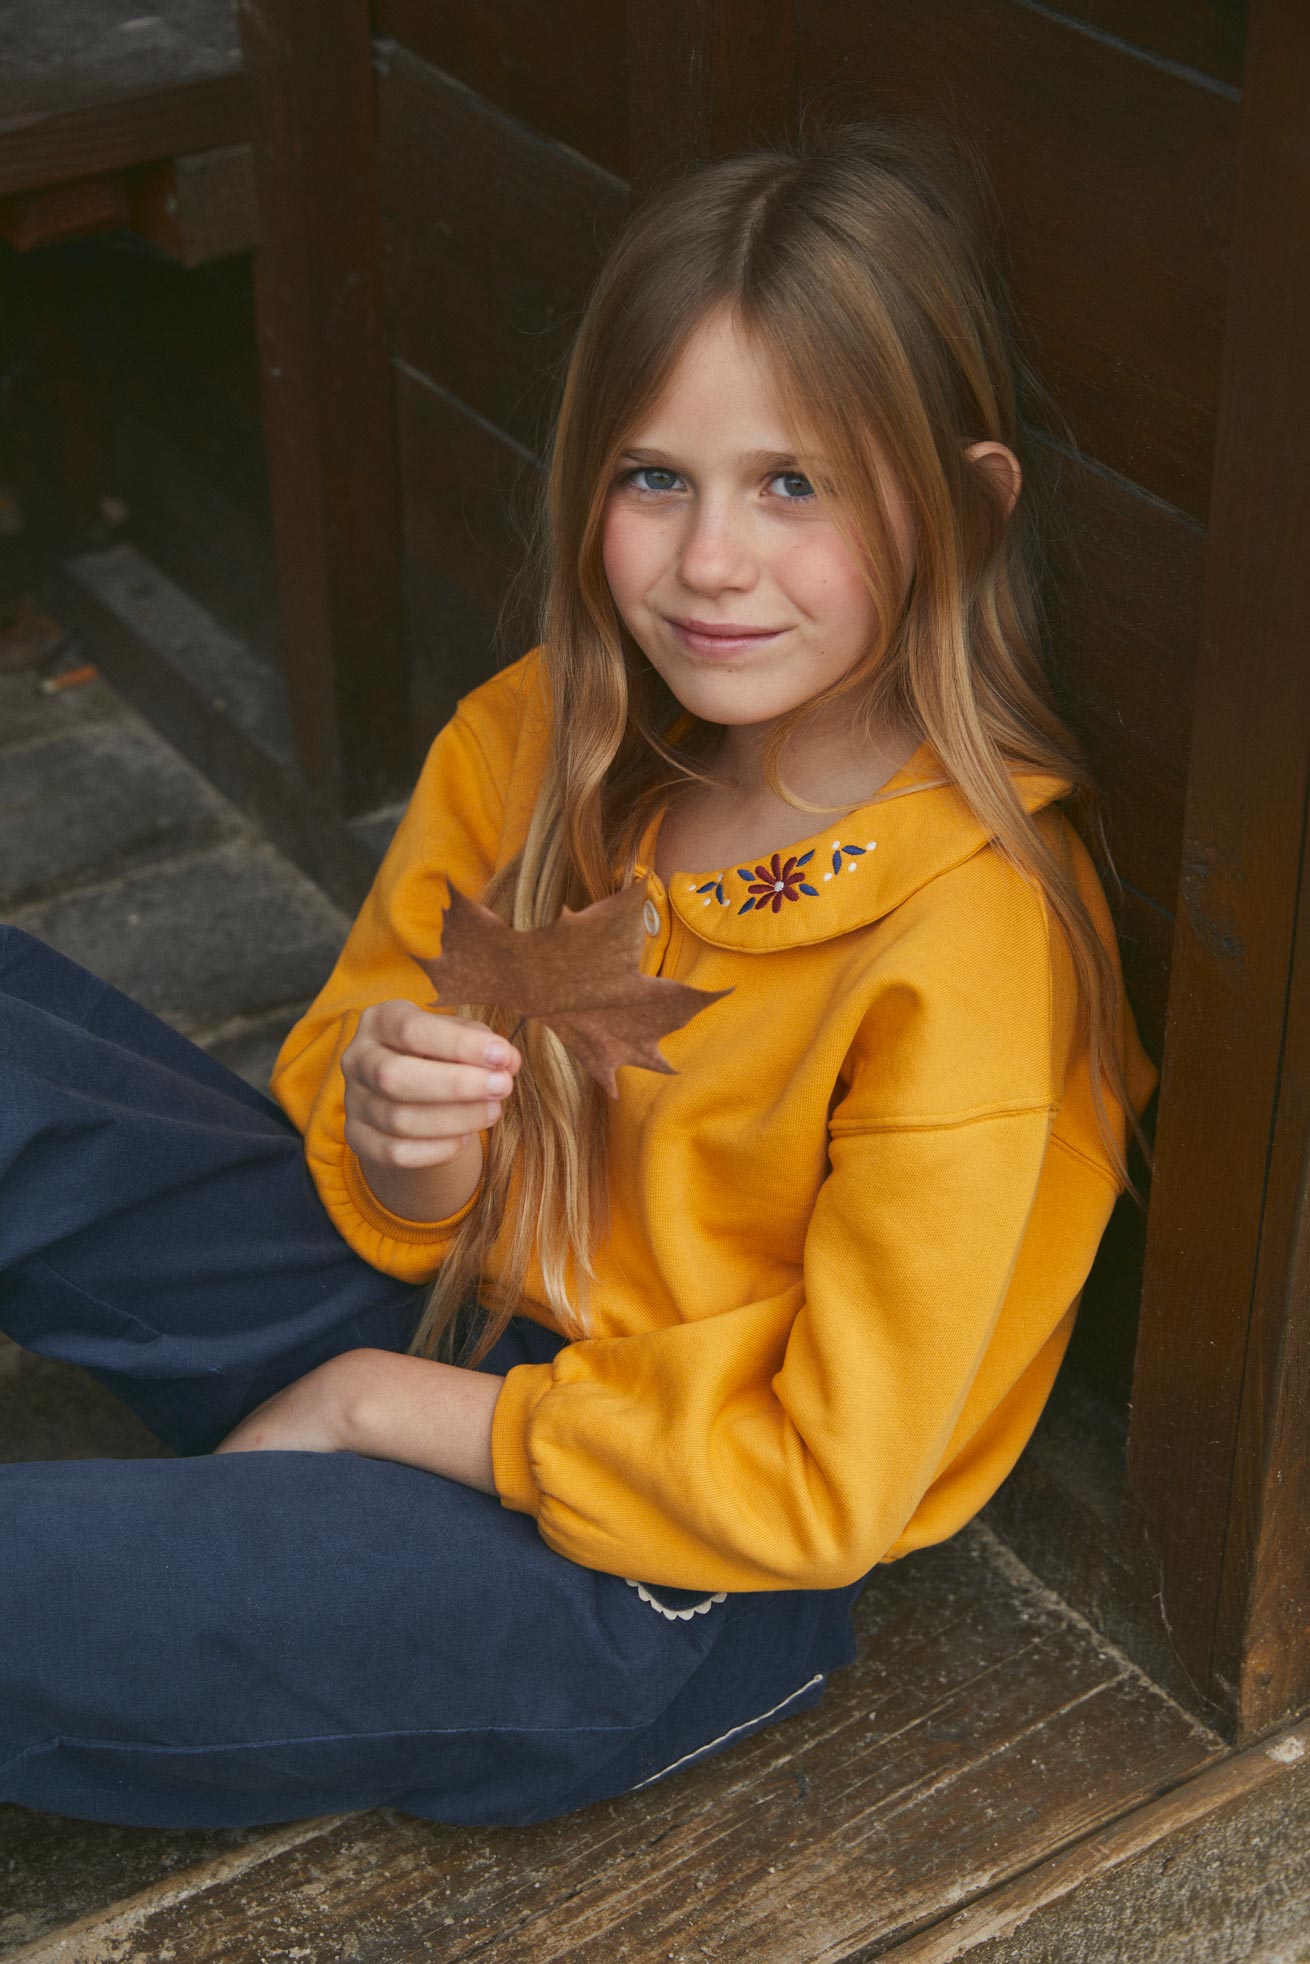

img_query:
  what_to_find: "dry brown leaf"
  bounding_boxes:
[416,880,733,1098]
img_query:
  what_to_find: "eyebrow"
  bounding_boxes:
[619,447,826,471]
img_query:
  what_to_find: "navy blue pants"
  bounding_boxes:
[0,926,867,1830]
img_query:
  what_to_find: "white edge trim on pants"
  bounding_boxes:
[627,1672,825,1792]
[623,1577,727,1620]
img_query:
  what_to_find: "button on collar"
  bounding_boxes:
[642,898,661,936]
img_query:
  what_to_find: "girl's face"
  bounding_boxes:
[600,305,916,761]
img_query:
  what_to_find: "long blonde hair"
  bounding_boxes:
[407,116,1155,1368]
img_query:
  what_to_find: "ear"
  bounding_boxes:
[964,440,1022,519]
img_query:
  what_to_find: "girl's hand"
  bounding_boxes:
[341,1000,522,1171]
[211,1355,354,1456]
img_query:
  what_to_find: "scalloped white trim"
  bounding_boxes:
[623,1577,727,1621]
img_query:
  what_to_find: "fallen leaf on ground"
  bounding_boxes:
[416,881,732,1098]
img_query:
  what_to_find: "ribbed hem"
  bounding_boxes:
[489,1361,556,1515]
[341,1140,485,1243]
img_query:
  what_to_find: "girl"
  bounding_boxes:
[0,118,1158,1831]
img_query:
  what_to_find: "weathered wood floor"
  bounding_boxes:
[1,647,1307,1963]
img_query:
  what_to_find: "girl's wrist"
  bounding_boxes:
[352,1134,484,1227]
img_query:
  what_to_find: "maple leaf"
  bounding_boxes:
[416,881,733,1098]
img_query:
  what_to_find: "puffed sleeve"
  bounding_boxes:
[269,703,510,1280]
[489,1098,1060,1592]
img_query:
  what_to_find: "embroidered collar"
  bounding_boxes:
[633,741,1074,950]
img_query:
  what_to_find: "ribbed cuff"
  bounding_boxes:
[489,1361,557,1515]
[342,1140,485,1244]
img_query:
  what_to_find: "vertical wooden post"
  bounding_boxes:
[627,0,796,195]
[235,0,409,816]
[1127,0,1310,1738]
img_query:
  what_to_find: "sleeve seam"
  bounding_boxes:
[830,1100,1057,1135]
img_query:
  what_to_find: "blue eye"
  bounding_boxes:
[769,471,816,501]
[624,466,683,495]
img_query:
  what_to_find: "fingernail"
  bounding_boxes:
[485,1043,508,1065]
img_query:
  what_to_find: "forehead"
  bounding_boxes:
[627,308,797,443]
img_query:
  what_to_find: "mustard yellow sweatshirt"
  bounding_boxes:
[271,647,1159,1594]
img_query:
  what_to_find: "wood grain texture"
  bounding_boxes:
[796,0,1238,521]
[1049,0,1247,90]
[375,0,628,178]
[0,75,250,200]
[393,362,541,765]
[883,1717,1309,1961]
[1128,0,1310,1733]
[0,174,130,248]
[236,0,410,814]
[1044,442,1200,917]
[376,47,628,457]
[627,0,797,192]
[0,1527,1220,1963]
[126,143,258,268]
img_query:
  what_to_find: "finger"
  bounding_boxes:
[358,1045,516,1109]
[352,1088,506,1139]
[373,1001,522,1071]
[346,1115,479,1169]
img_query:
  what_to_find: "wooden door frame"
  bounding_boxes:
[234,0,410,818]
[1128,0,1310,1740]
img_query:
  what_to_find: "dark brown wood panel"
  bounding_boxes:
[394,363,542,766]
[373,0,628,179]
[1116,885,1174,1074]
[627,0,797,191]
[376,47,628,458]
[127,143,258,268]
[1050,0,1247,88]
[1048,448,1201,914]
[796,0,1238,522]
[1129,0,1310,1734]
[0,72,249,200]
[236,0,409,814]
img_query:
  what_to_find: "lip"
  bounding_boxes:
[666,617,786,657]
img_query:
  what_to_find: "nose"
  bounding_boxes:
[675,494,757,596]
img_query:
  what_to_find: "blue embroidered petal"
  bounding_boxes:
[736,868,754,881]
[715,881,725,904]
[796,849,815,866]
[737,897,756,915]
[693,879,717,895]
[842,843,866,857]
[830,848,842,874]
[799,883,819,897]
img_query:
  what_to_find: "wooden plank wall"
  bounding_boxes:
[368,0,1241,1415]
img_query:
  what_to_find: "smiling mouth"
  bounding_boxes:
[666,618,786,654]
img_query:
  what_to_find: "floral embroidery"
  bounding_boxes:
[692,838,878,912]
[740,850,819,913]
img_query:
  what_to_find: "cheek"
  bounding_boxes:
[779,533,877,634]
[601,504,662,609]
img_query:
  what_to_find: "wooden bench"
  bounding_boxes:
[0,0,256,260]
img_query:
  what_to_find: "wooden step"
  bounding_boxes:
[0,1523,1226,1961]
